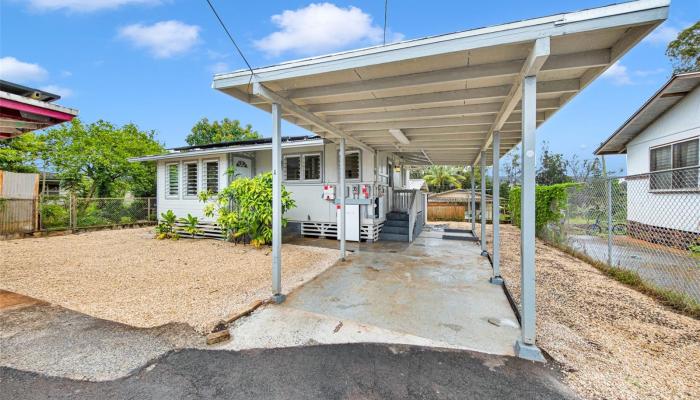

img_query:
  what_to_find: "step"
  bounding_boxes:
[384,219,409,228]
[386,212,409,221]
[382,225,408,234]
[379,232,409,242]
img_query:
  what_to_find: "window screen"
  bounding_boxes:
[185,163,198,196]
[167,164,179,197]
[673,139,699,189]
[650,145,672,190]
[284,156,301,181]
[304,154,321,180]
[205,161,219,193]
[345,152,360,180]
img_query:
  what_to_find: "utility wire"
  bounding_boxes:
[383,0,388,45]
[204,0,255,76]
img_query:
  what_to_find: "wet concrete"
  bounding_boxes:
[225,231,521,355]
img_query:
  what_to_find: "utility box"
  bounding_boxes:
[337,204,360,241]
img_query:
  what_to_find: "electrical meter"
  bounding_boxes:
[322,185,335,201]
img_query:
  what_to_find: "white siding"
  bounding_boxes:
[625,85,700,233]
[156,154,228,222]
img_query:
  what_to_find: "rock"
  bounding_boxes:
[206,330,231,345]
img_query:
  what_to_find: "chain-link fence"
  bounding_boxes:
[541,166,700,302]
[39,195,157,231]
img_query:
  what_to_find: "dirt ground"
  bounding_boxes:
[437,221,700,400]
[0,228,338,333]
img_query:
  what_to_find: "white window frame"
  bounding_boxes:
[649,137,699,192]
[283,155,302,182]
[302,152,323,182]
[165,162,180,199]
[183,161,199,198]
[342,150,362,182]
[203,159,220,194]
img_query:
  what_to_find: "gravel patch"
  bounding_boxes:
[452,221,700,400]
[0,228,338,333]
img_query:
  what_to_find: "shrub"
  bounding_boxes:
[155,210,179,240]
[201,172,296,247]
[179,213,202,238]
[509,183,577,235]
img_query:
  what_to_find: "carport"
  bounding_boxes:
[212,0,668,360]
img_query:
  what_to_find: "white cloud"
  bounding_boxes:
[118,20,201,58]
[255,3,403,57]
[26,0,159,13]
[602,62,632,85]
[60,70,73,77]
[0,57,49,83]
[40,85,73,98]
[643,23,679,45]
[209,62,230,74]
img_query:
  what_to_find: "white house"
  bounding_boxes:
[595,72,700,248]
[132,135,425,242]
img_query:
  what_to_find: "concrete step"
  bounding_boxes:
[379,232,409,242]
[386,212,409,221]
[384,219,409,228]
[382,225,408,234]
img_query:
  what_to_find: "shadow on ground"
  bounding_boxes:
[0,343,577,400]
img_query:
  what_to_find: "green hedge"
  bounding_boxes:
[509,183,577,235]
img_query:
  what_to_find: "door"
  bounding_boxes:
[337,204,360,241]
[232,157,252,179]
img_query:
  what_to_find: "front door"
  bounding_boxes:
[232,157,252,179]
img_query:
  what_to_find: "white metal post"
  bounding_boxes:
[271,103,284,303]
[339,138,346,260]
[480,152,487,256]
[491,131,503,284]
[470,165,476,233]
[515,75,544,361]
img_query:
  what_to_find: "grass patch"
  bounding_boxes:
[545,240,700,320]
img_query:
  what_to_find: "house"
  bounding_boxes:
[0,80,78,139]
[594,72,700,248]
[131,135,422,242]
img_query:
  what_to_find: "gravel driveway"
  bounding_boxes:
[0,228,338,333]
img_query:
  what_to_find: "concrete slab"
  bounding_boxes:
[225,233,520,355]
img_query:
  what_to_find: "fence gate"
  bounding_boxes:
[0,171,39,236]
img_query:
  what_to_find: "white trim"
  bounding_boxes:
[0,91,79,115]
[130,139,324,162]
[283,154,301,182]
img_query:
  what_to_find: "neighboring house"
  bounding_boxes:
[0,80,78,139]
[427,189,493,221]
[38,172,65,196]
[132,135,418,242]
[594,72,700,248]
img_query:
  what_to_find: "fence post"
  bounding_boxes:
[147,198,152,221]
[606,178,612,266]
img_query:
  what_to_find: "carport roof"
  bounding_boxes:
[212,0,669,166]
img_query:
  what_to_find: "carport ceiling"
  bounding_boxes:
[213,0,669,166]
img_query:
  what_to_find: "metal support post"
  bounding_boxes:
[491,131,503,285]
[339,138,346,261]
[480,152,487,256]
[514,74,544,362]
[271,103,285,304]
[470,165,476,233]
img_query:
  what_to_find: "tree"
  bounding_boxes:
[185,118,260,146]
[536,141,569,185]
[422,165,462,192]
[43,119,164,198]
[0,133,44,173]
[666,21,700,74]
[502,147,521,187]
[566,154,603,182]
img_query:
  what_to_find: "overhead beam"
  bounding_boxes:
[389,129,410,144]
[252,82,374,153]
[339,112,545,132]
[282,49,605,100]
[475,37,550,165]
[421,149,434,165]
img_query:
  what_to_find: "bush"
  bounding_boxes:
[201,172,296,247]
[40,203,69,229]
[509,183,577,235]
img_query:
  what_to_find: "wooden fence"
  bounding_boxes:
[427,203,466,221]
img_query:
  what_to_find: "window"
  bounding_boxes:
[205,161,219,194]
[650,138,698,190]
[284,156,301,181]
[184,162,198,196]
[344,151,360,180]
[166,163,179,197]
[304,154,321,181]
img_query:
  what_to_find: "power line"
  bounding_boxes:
[383,0,388,45]
[204,0,255,76]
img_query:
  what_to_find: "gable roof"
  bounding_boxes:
[594,71,700,155]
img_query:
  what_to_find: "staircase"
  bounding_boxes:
[379,211,410,242]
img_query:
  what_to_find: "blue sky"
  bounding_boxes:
[1,0,698,172]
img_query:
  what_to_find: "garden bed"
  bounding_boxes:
[0,227,338,333]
